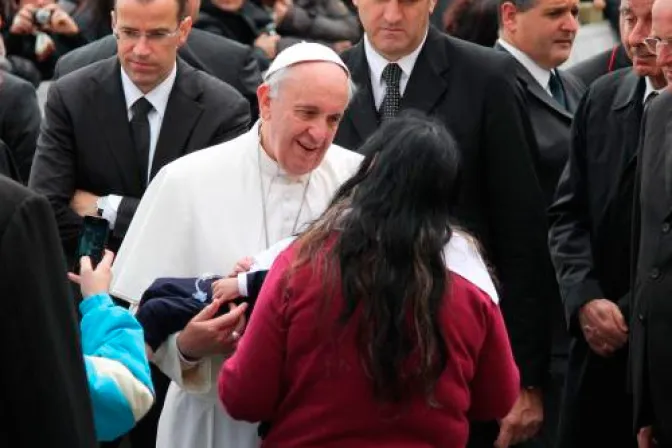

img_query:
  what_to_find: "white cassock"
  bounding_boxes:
[110,121,363,448]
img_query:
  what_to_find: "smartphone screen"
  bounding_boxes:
[73,216,110,272]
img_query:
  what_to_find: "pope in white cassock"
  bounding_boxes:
[110,43,364,448]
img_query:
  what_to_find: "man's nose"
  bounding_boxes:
[383,0,402,24]
[132,37,152,56]
[561,13,579,33]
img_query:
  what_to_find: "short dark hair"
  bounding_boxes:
[497,0,538,25]
[114,0,188,22]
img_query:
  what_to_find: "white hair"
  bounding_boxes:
[265,64,357,106]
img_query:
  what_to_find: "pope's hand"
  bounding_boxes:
[177,299,248,359]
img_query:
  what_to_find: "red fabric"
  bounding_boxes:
[219,243,519,447]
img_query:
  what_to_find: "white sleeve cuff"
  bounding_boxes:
[98,195,123,230]
[237,272,248,297]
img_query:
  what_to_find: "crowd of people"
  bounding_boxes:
[3,0,672,446]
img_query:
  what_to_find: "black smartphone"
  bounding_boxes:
[73,215,110,272]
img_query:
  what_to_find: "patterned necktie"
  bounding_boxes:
[130,97,153,185]
[380,63,402,121]
[548,71,567,110]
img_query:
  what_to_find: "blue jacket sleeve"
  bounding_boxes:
[79,293,154,442]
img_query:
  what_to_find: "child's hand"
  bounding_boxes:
[212,277,240,302]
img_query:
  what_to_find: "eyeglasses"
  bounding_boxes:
[114,26,181,44]
[644,36,672,55]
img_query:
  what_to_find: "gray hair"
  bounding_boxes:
[265,65,358,106]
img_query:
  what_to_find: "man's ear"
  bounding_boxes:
[257,83,272,121]
[110,10,116,30]
[178,16,192,47]
[500,2,520,32]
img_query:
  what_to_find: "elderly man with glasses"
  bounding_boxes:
[548,0,666,446]
[631,0,672,445]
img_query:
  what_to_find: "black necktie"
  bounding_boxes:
[548,71,567,110]
[130,97,153,185]
[380,63,402,121]
[644,91,659,112]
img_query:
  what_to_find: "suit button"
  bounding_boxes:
[664,222,671,233]
[650,268,661,279]
[638,313,646,322]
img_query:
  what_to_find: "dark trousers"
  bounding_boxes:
[555,338,636,448]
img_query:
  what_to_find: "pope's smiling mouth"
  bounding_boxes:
[298,141,319,152]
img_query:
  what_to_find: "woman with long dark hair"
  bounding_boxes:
[218,113,519,447]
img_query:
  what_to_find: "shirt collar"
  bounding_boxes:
[364,28,428,85]
[120,62,177,120]
[253,121,311,184]
[644,76,665,104]
[497,38,552,92]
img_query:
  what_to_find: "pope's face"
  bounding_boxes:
[258,62,350,176]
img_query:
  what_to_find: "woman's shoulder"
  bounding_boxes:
[444,231,499,304]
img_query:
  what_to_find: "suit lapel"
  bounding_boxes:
[91,58,145,194]
[400,27,450,114]
[344,43,379,144]
[494,43,573,121]
[561,73,583,114]
[613,73,645,174]
[150,59,204,180]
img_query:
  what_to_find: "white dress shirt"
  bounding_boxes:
[497,38,556,97]
[98,63,177,229]
[364,30,428,110]
[644,76,665,104]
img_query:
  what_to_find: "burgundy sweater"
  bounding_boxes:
[219,243,519,447]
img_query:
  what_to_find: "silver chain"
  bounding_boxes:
[257,128,311,249]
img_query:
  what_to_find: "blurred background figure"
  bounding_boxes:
[0,0,105,82]
[443,0,498,46]
[195,0,360,70]
[0,70,40,183]
[219,113,520,447]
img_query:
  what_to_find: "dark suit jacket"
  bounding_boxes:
[549,69,646,448]
[495,43,585,205]
[53,29,262,120]
[0,175,97,448]
[0,71,41,183]
[495,43,586,361]
[632,90,672,441]
[336,26,556,387]
[29,57,251,264]
[568,44,631,88]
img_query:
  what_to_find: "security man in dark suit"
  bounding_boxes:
[334,1,557,446]
[632,0,672,444]
[550,0,665,446]
[53,0,262,119]
[494,0,585,445]
[28,0,250,446]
